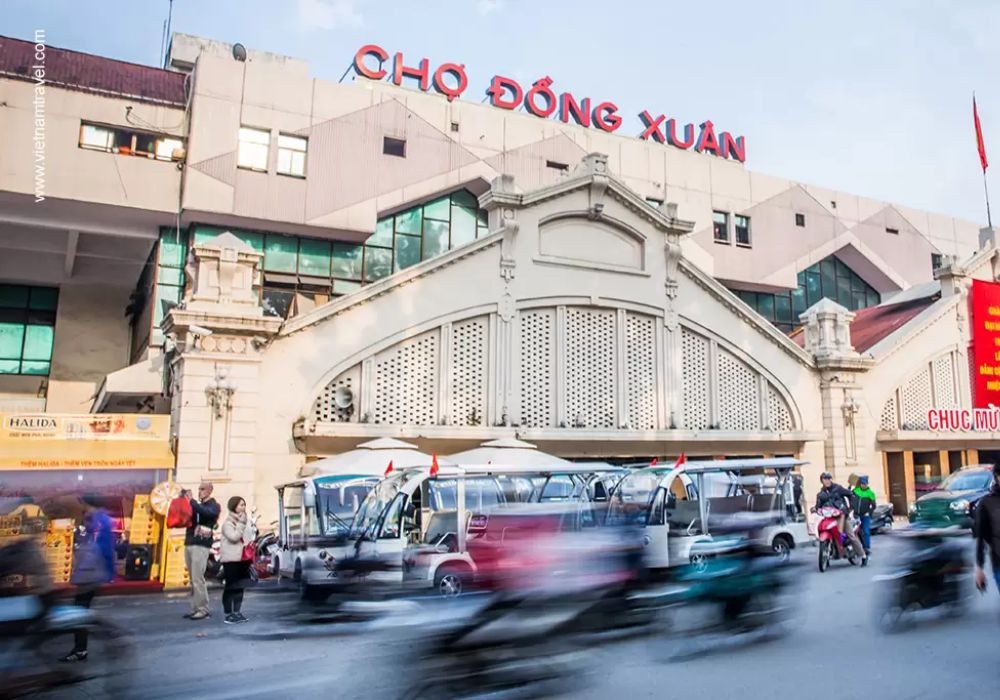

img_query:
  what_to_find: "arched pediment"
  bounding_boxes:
[537,212,647,273]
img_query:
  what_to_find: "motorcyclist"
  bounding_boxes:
[973,462,1000,596]
[814,471,867,565]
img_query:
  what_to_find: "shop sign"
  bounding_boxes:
[352,44,746,163]
[970,279,1000,408]
[0,413,173,470]
[926,407,1000,432]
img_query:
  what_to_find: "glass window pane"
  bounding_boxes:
[333,280,361,295]
[19,361,49,375]
[867,289,880,308]
[364,247,392,282]
[81,124,113,150]
[791,286,806,317]
[395,208,423,235]
[369,218,394,247]
[278,134,307,151]
[264,235,298,273]
[820,263,836,298]
[27,287,58,311]
[757,294,774,321]
[450,206,477,248]
[22,325,53,361]
[450,190,478,209]
[239,127,270,145]
[154,286,181,327]
[851,291,866,310]
[394,234,421,271]
[298,238,331,277]
[276,149,292,174]
[332,244,363,280]
[238,142,269,170]
[157,267,183,286]
[423,220,450,260]
[262,288,294,319]
[0,285,30,308]
[424,197,451,221]
[837,275,852,306]
[477,223,488,239]
[806,271,822,308]
[158,231,187,267]
[236,231,264,252]
[796,271,806,286]
[0,323,25,358]
[0,359,20,373]
[775,294,791,324]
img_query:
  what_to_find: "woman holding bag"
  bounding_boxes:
[220,496,255,624]
[62,506,115,661]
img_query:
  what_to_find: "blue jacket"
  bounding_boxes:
[72,510,115,585]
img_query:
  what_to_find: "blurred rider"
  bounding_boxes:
[974,463,1000,596]
[815,471,867,565]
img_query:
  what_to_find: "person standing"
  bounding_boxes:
[853,475,877,556]
[183,482,220,620]
[974,463,1000,595]
[62,507,115,661]
[220,496,255,624]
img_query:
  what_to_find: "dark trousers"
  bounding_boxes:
[222,587,244,614]
[860,515,872,552]
[73,589,96,652]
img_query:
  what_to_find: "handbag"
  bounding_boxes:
[166,497,192,529]
[241,541,255,562]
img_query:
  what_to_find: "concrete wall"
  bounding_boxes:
[0,79,183,212]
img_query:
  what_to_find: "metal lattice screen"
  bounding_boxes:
[312,365,360,422]
[372,330,439,425]
[449,316,489,426]
[519,309,556,428]
[766,384,793,431]
[565,308,617,428]
[717,348,761,430]
[880,396,898,431]
[932,354,958,408]
[625,313,657,430]
[681,328,710,430]
[900,365,933,429]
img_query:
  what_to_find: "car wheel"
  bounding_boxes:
[689,552,709,573]
[772,536,792,562]
[434,565,470,598]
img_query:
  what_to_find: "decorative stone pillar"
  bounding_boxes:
[800,299,874,484]
[162,233,281,507]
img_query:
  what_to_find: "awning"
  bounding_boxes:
[91,355,165,413]
[0,413,174,470]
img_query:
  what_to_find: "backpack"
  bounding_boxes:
[166,497,193,529]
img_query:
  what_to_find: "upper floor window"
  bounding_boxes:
[886,227,899,235]
[238,127,270,171]
[794,213,806,227]
[79,122,183,161]
[735,215,751,247]
[713,211,729,243]
[383,136,406,158]
[277,134,307,178]
[0,284,58,376]
[931,253,944,271]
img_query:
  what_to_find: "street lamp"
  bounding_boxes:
[206,367,236,419]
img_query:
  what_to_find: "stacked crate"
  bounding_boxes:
[128,494,160,545]
[163,534,189,588]
[44,521,75,584]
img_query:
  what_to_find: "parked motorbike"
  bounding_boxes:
[870,504,894,534]
[873,527,969,632]
[814,506,862,571]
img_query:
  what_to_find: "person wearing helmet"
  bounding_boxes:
[853,475,877,556]
[974,463,1000,595]
[815,471,867,565]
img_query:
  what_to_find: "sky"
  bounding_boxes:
[4,0,1000,225]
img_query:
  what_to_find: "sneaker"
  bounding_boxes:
[60,651,88,662]
[223,614,238,625]
[189,611,210,620]
[234,613,249,623]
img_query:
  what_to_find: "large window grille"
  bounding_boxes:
[0,284,58,375]
[730,255,880,333]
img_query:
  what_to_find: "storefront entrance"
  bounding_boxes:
[883,448,981,517]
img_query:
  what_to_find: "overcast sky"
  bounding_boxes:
[6,0,1000,225]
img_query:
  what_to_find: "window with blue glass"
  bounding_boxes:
[731,255,879,333]
[0,284,58,375]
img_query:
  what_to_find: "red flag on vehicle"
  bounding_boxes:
[429,454,440,476]
[650,458,658,467]
[975,95,989,172]
[674,453,687,470]
[384,460,394,476]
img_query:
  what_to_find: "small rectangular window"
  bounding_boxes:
[795,213,806,227]
[277,134,308,177]
[885,227,899,235]
[80,124,115,152]
[546,160,569,172]
[735,215,751,247]
[383,136,406,158]
[713,211,730,243]
[0,284,58,376]
[450,122,460,132]
[931,253,943,270]
[155,137,184,161]
[645,197,664,210]
[238,126,270,171]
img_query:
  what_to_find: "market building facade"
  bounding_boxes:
[1,31,998,532]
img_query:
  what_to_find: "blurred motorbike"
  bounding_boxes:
[873,526,969,632]
[870,504,894,534]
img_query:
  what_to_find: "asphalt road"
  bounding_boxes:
[35,535,1000,700]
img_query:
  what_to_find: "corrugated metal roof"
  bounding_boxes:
[789,295,939,353]
[0,34,187,107]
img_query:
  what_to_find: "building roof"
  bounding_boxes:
[790,294,939,353]
[0,35,187,107]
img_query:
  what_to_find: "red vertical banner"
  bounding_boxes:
[970,280,1000,407]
